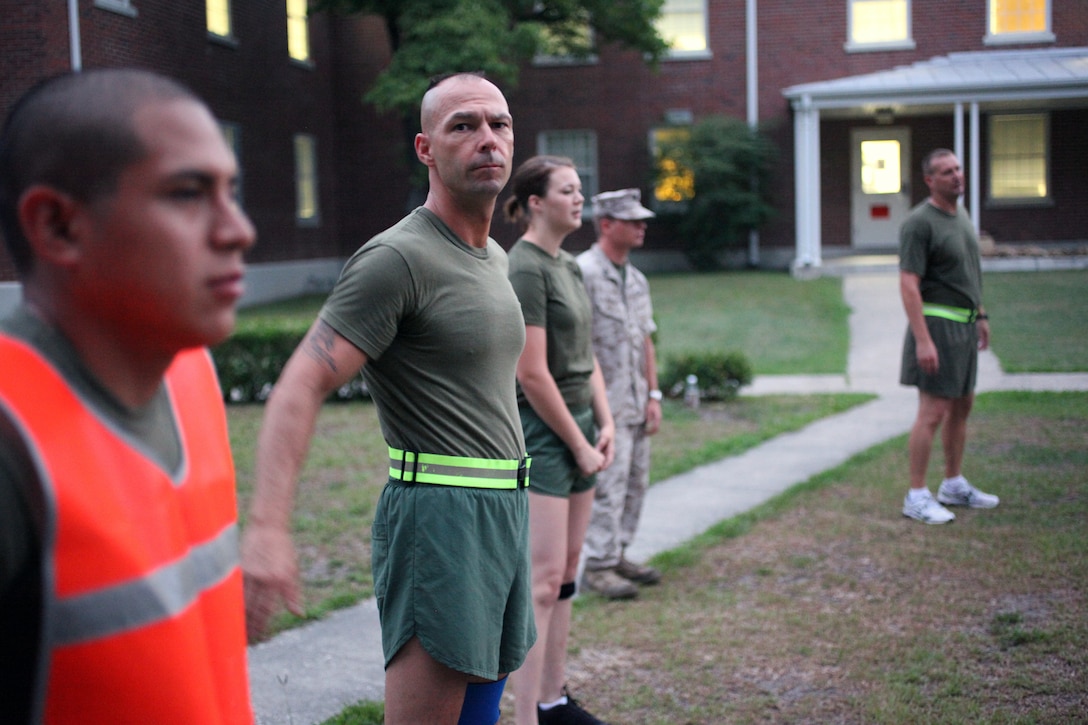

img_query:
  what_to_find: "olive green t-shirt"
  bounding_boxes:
[507,239,595,410]
[319,207,526,460]
[899,201,983,309]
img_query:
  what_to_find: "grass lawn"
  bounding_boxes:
[545,391,1088,724]
[649,271,850,375]
[982,269,1088,373]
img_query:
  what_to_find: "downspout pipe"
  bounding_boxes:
[69,0,82,71]
[746,0,759,266]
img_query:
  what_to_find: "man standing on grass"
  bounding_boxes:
[899,148,999,524]
[240,72,534,725]
[578,189,663,599]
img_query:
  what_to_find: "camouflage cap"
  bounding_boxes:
[591,188,656,220]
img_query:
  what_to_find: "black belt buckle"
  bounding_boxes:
[517,457,529,488]
[400,449,420,484]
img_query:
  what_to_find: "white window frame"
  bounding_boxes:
[287,0,311,64]
[536,130,599,216]
[656,0,711,60]
[984,0,1054,45]
[844,0,915,53]
[294,133,321,225]
[94,0,137,18]
[987,112,1051,206]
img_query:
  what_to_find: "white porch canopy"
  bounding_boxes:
[782,47,1088,271]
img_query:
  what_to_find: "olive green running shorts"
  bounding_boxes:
[519,405,597,498]
[371,479,535,680]
[900,316,979,398]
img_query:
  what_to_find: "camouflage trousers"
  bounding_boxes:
[583,423,651,570]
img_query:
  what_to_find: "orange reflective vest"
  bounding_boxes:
[0,336,253,724]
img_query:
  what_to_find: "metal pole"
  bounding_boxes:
[68,0,82,71]
[746,0,760,266]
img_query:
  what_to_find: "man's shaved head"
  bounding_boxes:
[419,71,490,134]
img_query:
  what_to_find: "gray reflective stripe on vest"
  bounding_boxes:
[51,523,239,646]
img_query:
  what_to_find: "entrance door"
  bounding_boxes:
[851,127,911,249]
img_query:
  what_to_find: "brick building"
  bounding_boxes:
[2,1,1086,305]
[506,0,1088,270]
[0,0,409,305]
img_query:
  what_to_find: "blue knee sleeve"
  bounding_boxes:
[458,676,507,725]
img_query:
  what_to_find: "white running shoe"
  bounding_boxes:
[937,479,1000,509]
[902,490,956,524]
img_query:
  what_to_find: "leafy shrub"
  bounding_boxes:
[210,321,368,404]
[654,115,778,270]
[660,351,754,401]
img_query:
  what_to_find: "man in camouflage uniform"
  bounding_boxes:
[577,189,663,600]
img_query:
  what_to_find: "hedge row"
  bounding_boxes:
[212,324,752,405]
[211,323,369,403]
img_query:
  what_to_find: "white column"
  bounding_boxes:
[792,97,822,270]
[792,99,811,268]
[954,102,964,166]
[809,109,822,267]
[970,102,981,234]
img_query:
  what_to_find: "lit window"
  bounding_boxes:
[986,0,1053,44]
[846,0,913,50]
[651,127,694,206]
[537,130,598,213]
[860,140,901,194]
[207,0,232,38]
[989,114,1048,201]
[287,0,310,62]
[219,122,244,206]
[989,0,1047,34]
[656,0,708,55]
[294,134,320,224]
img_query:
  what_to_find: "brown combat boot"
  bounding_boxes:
[581,568,638,600]
[616,555,661,585]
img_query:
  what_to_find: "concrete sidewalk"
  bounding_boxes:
[247,271,1088,725]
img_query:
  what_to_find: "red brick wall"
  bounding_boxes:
[2,1,1086,281]
[0,0,367,279]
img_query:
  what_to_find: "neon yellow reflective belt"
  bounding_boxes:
[922,303,978,324]
[388,447,530,489]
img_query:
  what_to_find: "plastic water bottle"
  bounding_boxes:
[684,374,700,409]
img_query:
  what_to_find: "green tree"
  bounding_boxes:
[657,116,778,270]
[319,0,669,188]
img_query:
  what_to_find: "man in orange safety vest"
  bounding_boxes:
[0,68,256,723]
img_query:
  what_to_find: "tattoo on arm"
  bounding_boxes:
[304,320,339,374]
